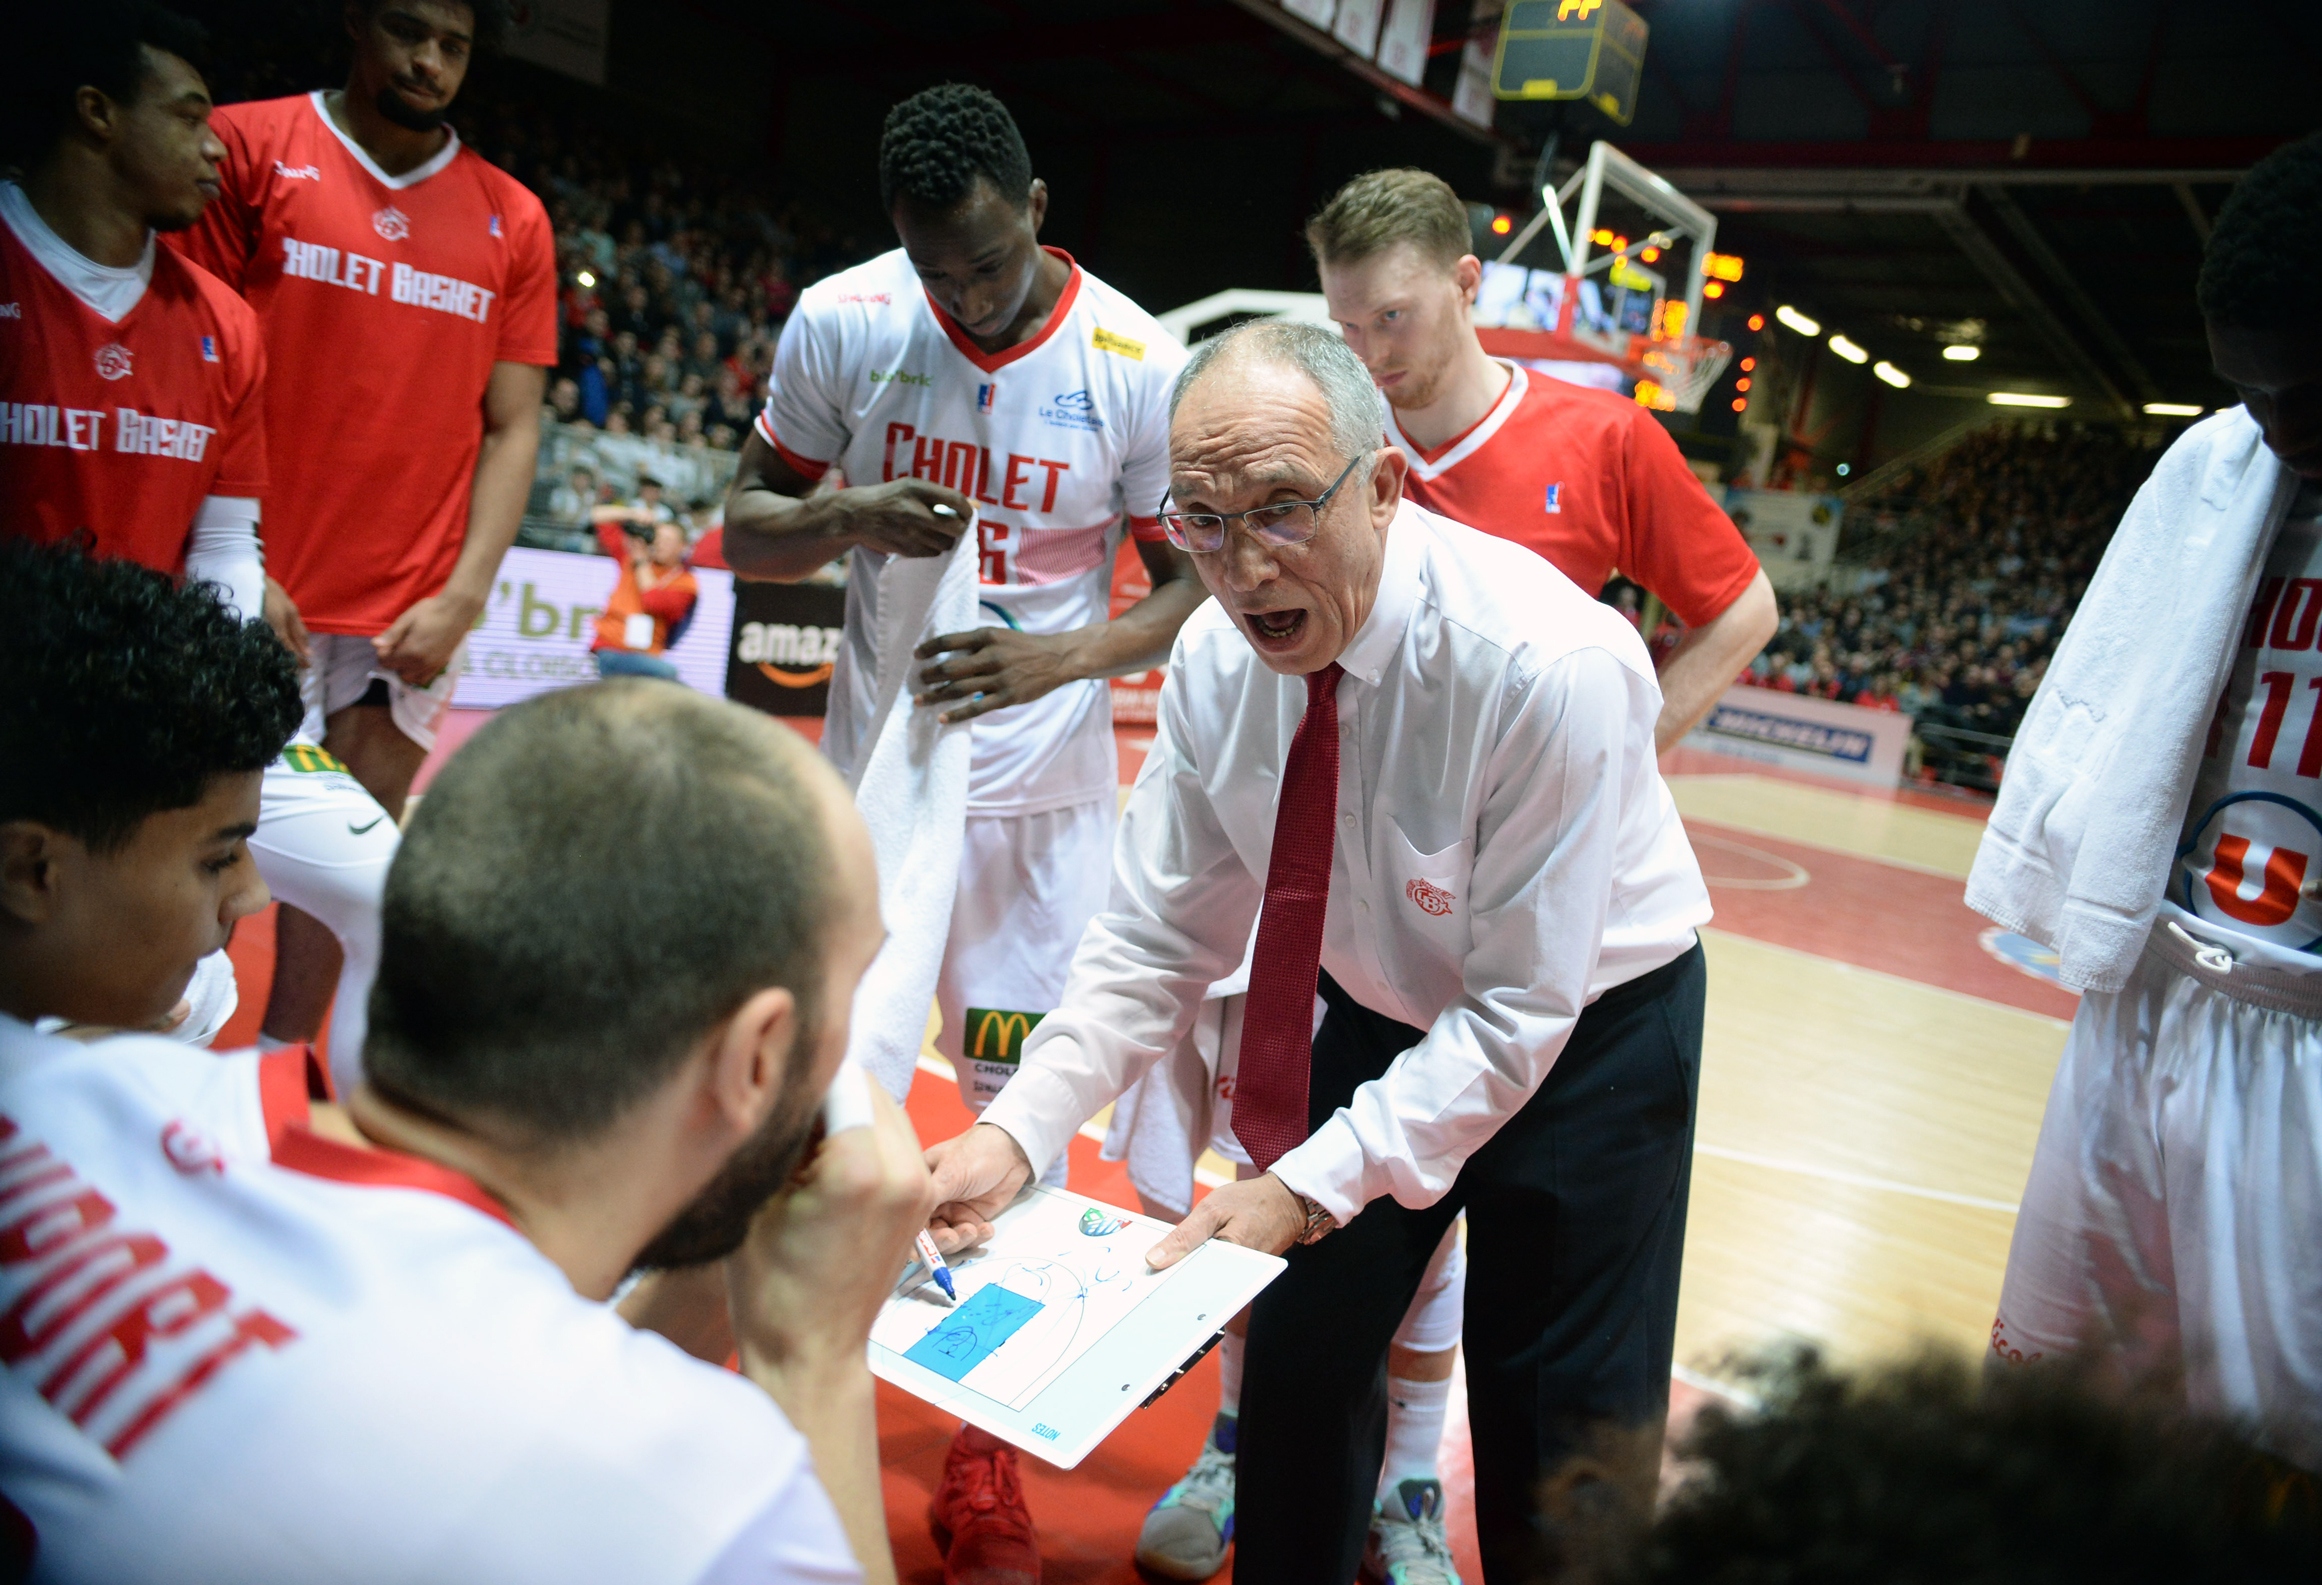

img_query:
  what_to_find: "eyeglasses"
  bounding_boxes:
[1155,452,1373,554]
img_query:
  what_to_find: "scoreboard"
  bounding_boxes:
[1490,0,1648,124]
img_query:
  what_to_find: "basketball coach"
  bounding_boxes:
[923,320,1712,1580]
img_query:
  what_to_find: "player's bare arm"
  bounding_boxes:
[729,1081,933,1585]
[913,538,1209,724]
[1649,565,1778,750]
[721,428,974,580]
[373,360,544,684]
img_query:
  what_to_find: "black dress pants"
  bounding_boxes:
[1232,944,1705,1582]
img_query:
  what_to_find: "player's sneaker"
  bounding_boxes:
[1359,1478,1462,1585]
[929,1424,1041,1585]
[1134,1415,1235,1580]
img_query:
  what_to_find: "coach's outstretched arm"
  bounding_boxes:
[723,429,975,582]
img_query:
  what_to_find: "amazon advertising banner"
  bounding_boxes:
[725,580,848,718]
[450,546,735,710]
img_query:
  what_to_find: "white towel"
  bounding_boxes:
[841,528,979,1099]
[1967,409,2298,992]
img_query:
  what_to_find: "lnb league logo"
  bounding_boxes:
[2178,791,2322,951]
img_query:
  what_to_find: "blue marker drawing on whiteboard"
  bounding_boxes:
[904,1285,1043,1382]
[1079,1207,1123,1236]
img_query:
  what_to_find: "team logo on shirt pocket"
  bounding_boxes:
[1388,817,1473,934]
[94,343,133,380]
[372,205,411,242]
[1038,388,1104,433]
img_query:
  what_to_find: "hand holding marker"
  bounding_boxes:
[823,1057,956,1305]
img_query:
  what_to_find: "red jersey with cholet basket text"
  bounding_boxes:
[0,192,266,572]
[166,93,557,636]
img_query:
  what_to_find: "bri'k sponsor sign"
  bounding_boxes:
[451,546,734,710]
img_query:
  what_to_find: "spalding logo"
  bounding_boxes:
[1406,878,1455,916]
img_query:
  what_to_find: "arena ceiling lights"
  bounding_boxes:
[1873,361,1911,389]
[1774,304,1820,336]
[2143,401,2204,417]
[1988,391,2073,408]
[1827,333,1869,364]
[1941,345,1982,362]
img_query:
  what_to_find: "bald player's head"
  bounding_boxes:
[364,681,868,1152]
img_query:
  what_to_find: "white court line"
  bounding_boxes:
[1672,1362,1761,1410]
[1699,925,2075,1027]
[1694,1141,2020,1213]
[927,1043,2019,1214]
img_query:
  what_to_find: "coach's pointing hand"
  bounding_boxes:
[1145,1172,1307,1268]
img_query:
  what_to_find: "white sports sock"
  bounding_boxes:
[1377,1373,1452,1502]
[1216,1329,1245,1420]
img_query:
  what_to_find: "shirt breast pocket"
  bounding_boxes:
[1386,817,1473,944]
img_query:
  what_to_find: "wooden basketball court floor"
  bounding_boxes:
[219,718,2072,1583]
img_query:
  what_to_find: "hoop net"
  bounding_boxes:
[1630,336,1732,415]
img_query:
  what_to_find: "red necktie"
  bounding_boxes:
[1233,663,1344,1174]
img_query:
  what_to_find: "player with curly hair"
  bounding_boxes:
[1532,1347,2322,1584]
[167,0,554,1085]
[0,540,300,1035]
[2,0,409,1061]
[724,81,1208,1585]
[1972,129,2322,1471]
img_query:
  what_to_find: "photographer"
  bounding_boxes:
[593,508,700,681]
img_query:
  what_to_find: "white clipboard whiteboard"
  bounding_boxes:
[869,1186,1285,1469]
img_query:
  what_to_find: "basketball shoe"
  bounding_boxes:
[1359,1478,1461,1585]
[1133,1413,1236,1579]
[929,1424,1040,1585]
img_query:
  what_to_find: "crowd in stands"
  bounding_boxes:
[1737,423,2162,744]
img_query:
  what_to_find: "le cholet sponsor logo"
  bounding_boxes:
[1038,388,1103,433]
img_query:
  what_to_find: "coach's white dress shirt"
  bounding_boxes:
[980,501,1710,1223]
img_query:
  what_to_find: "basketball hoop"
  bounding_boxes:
[1632,336,1732,415]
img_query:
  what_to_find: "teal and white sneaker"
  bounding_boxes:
[1359,1478,1461,1585]
[1134,1414,1236,1580]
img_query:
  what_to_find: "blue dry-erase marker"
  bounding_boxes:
[915,1229,957,1304]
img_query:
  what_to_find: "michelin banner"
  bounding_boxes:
[451,546,735,710]
[1684,683,1911,788]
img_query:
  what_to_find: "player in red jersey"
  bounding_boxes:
[1313,168,1776,750]
[3,3,399,1069]
[168,0,554,1063]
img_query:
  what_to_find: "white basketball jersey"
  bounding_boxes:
[0,1018,856,1584]
[757,247,1186,814]
[2169,480,2322,966]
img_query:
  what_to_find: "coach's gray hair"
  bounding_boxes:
[1169,320,1384,462]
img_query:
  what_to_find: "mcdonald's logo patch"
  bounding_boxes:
[965,1007,1043,1063]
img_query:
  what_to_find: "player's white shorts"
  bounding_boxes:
[175,744,397,1079]
[300,632,467,751]
[935,798,1117,1112]
[1993,920,2322,1469]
